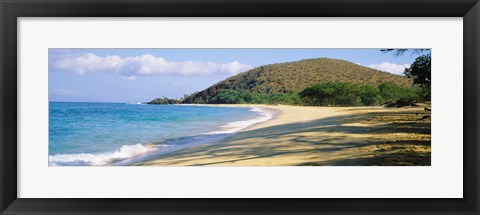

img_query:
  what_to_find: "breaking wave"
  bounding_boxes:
[49,143,162,166]
[204,107,275,134]
[49,107,276,166]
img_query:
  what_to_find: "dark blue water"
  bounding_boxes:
[49,102,272,166]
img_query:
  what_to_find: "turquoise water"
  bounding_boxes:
[49,102,272,166]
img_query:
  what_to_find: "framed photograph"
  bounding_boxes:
[1,0,479,214]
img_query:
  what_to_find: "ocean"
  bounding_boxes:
[48,102,274,166]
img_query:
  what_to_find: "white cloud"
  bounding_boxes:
[52,53,253,79]
[367,62,410,76]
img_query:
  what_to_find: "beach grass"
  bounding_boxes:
[134,104,431,166]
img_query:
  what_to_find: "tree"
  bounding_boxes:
[193,97,205,104]
[147,97,180,104]
[210,89,245,104]
[379,82,401,102]
[299,82,369,106]
[404,55,431,100]
[299,82,417,107]
[382,49,431,101]
[358,84,383,106]
[380,49,430,56]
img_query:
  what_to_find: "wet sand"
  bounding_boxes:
[134,104,431,166]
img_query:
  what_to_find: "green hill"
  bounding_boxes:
[182,58,412,104]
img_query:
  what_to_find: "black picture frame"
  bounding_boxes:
[1,0,479,214]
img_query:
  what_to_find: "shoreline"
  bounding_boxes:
[134,104,431,166]
[115,105,280,165]
[49,104,278,166]
[132,105,343,166]
[174,103,283,131]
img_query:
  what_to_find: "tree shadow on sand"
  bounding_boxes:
[138,109,431,166]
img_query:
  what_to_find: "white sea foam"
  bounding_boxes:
[204,107,275,135]
[49,106,275,166]
[49,143,161,166]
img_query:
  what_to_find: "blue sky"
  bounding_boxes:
[49,48,424,103]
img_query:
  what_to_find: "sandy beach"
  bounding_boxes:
[134,104,431,166]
